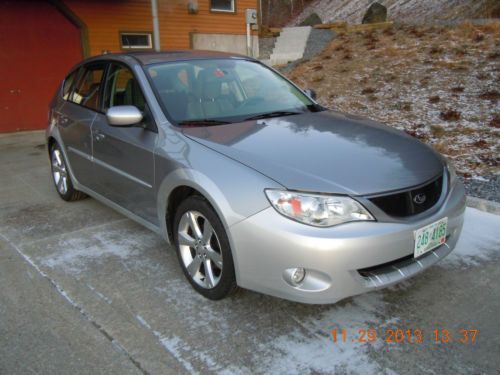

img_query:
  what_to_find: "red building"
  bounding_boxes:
[0,0,258,132]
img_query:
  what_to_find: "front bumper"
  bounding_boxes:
[229,181,466,304]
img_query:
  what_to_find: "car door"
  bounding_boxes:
[57,63,106,186]
[89,62,158,225]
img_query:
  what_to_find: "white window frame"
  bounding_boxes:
[210,0,235,13]
[120,32,153,49]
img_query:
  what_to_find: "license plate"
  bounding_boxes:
[414,217,448,258]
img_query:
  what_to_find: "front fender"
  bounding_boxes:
[156,161,283,286]
[156,165,283,243]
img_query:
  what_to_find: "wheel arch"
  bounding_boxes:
[157,168,246,245]
[47,136,57,155]
[157,167,258,287]
[45,130,82,191]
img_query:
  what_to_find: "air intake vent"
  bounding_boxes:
[369,174,443,217]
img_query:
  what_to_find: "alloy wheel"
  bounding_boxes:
[177,210,223,289]
[51,148,68,195]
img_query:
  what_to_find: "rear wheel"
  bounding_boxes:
[173,196,237,300]
[50,143,87,201]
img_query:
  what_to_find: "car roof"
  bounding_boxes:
[82,50,253,66]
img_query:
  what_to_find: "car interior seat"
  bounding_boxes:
[124,79,145,111]
[152,73,189,121]
[188,68,236,119]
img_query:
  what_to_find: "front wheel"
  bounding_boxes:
[50,143,87,201]
[173,196,237,300]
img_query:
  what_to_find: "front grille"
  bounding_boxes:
[369,174,443,217]
[357,254,414,277]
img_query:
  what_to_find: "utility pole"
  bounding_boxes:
[151,0,161,51]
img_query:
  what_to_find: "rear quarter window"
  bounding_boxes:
[62,68,80,100]
[69,63,106,111]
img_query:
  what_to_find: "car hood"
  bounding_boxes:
[181,111,444,195]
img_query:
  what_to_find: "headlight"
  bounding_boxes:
[265,189,374,227]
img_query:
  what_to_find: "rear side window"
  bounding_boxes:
[62,69,81,100]
[69,63,106,111]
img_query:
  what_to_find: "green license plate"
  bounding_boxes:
[414,217,448,258]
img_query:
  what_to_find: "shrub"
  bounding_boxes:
[440,109,461,121]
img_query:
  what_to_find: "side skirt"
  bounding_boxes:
[76,183,163,237]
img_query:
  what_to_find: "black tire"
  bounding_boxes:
[173,195,238,300]
[50,143,87,202]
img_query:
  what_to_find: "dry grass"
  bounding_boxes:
[429,95,441,103]
[429,46,444,55]
[311,74,324,82]
[490,116,500,128]
[487,51,499,59]
[431,125,446,137]
[479,90,500,101]
[381,47,402,57]
[477,72,489,80]
[440,109,461,121]
[433,60,470,72]
[394,101,412,111]
[451,86,465,93]
[361,87,377,95]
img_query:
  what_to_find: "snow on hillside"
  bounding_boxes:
[292,0,497,25]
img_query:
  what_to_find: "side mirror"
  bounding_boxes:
[304,89,317,100]
[106,105,143,126]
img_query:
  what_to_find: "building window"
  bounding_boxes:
[120,32,153,49]
[210,0,235,13]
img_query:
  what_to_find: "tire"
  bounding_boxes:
[173,195,238,300]
[50,143,87,202]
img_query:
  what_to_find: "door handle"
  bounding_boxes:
[94,132,105,141]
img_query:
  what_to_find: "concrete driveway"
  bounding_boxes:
[1,131,499,375]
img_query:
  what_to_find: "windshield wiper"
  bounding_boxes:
[178,119,231,127]
[244,111,304,121]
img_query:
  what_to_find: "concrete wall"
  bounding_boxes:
[192,33,259,58]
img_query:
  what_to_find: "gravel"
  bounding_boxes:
[303,29,336,60]
[461,175,500,203]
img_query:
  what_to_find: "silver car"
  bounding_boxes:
[46,51,466,304]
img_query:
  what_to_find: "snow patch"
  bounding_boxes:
[442,207,500,266]
[136,314,152,330]
[39,229,156,274]
[87,284,113,304]
[257,293,390,374]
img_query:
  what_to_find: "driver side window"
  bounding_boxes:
[103,64,146,112]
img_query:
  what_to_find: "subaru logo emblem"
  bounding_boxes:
[413,193,426,205]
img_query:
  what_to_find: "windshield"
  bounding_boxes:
[146,59,321,125]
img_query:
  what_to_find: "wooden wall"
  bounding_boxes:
[64,0,258,56]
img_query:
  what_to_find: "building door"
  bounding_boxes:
[0,0,82,132]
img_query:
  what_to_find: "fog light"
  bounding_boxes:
[291,267,306,285]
